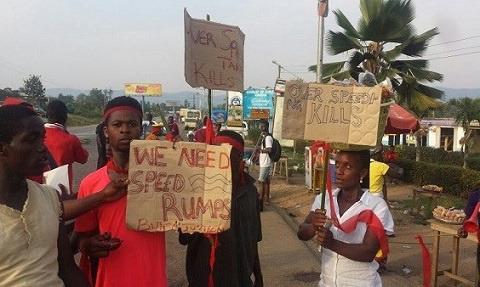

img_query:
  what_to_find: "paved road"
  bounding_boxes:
[68,125,410,286]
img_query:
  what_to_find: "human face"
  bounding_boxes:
[2,116,49,176]
[105,110,142,153]
[260,122,268,133]
[334,152,367,190]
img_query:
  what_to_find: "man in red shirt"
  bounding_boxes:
[75,96,167,287]
[44,100,89,192]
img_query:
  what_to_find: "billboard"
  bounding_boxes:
[125,83,162,96]
[227,91,243,127]
[212,109,227,124]
[184,9,245,92]
[243,88,275,120]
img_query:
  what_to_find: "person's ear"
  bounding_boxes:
[360,168,369,181]
[103,125,108,140]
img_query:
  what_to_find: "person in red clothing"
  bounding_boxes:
[194,116,208,142]
[383,145,400,184]
[75,96,167,287]
[45,100,89,192]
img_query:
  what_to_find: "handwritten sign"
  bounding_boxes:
[184,9,245,92]
[126,140,232,234]
[282,82,383,146]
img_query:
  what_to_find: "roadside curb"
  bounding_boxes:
[269,202,322,264]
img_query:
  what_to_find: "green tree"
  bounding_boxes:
[310,0,444,115]
[449,97,480,168]
[73,89,105,118]
[21,75,46,108]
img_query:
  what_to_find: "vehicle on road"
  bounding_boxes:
[225,121,249,139]
[184,109,202,130]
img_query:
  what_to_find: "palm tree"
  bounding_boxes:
[449,97,480,168]
[310,0,444,116]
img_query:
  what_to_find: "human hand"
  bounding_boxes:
[315,226,334,249]
[311,209,329,232]
[79,232,122,258]
[102,177,130,203]
[457,227,468,238]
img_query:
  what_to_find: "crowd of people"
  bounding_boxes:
[2,96,479,286]
[0,96,263,287]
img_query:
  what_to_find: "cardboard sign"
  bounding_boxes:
[282,82,383,146]
[282,81,308,140]
[184,9,245,92]
[126,140,232,234]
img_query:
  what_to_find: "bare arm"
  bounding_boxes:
[298,209,380,262]
[57,221,90,287]
[62,178,129,220]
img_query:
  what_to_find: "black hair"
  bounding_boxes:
[104,96,143,123]
[46,100,68,124]
[0,105,38,143]
[216,129,244,149]
[259,119,269,128]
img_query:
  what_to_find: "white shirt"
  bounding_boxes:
[259,134,273,167]
[310,188,394,287]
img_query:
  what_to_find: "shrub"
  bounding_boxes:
[397,159,480,198]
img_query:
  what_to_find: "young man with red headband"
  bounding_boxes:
[179,130,263,286]
[74,96,167,287]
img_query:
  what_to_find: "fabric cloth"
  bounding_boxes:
[44,123,89,191]
[259,135,273,168]
[258,166,271,182]
[0,180,64,287]
[74,167,167,287]
[179,174,262,287]
[384,150,398,164]
[168,122,180,137]
[194,127,207,143]
[311,188,394,287]
[369,159,390,194]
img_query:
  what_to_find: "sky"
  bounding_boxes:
[1,0,480,95]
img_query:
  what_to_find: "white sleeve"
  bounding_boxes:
[310,194,323,212]
[373,199,395,235]
[265,135,273,149]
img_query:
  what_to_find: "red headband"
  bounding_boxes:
[103,106,143,121]
[213,136,244,153]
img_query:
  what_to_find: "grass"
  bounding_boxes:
[399,194,467,220]
[68,114,102,127]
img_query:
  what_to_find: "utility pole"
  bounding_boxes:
[192,93,196,108]
[272,60,282,79]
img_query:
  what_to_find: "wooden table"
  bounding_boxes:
[429,219,479,286]
[411,187,443,215]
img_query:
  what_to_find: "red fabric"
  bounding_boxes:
[2,97,34,110]
[205,118,215,145]
[213,136,244,153]
[324,144,390,257]
[416,235,431,287]
[106,159,128,174]
[384,104,420,134]
[44,126,89,191]
[103,106,142,121]
[463,202,480,235]
[204,233,220,287]
[194,128,207,143]
[384,150,398,163]
[75,167,167,287]
[168,122,180,137]
[79,253,93,286]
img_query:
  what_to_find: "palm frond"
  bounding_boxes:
[332,10,361,39]
[401,28,439,57]
[326,31,363,55]
[391,60,443,82]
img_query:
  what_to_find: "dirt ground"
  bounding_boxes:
[266,170,479,286]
